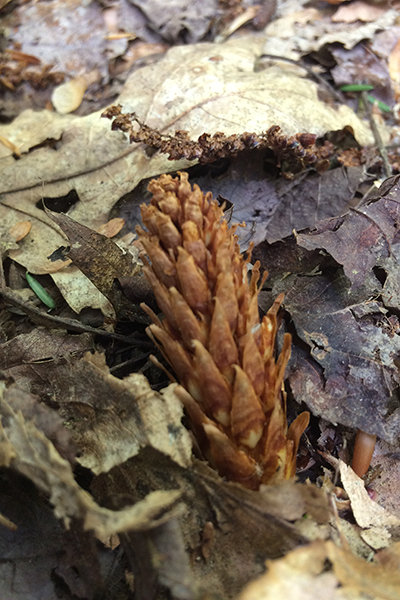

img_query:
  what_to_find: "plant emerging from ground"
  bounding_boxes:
[137,172,309,489]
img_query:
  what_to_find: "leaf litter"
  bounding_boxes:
[1,1,400,598]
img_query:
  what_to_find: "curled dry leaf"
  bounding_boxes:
[338,460,400,550]
[55,352,192,474]
[1,382,76,463]
[0,381,181,536]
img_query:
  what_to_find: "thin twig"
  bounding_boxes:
[361,90,392,179]
[0,287,147,345]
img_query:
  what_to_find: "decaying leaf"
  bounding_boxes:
[0,471,71,600]
[296,175,400,291]
[254,176,400,444]
[187,157,370,247]
[129,0,218,43]
[121,517,195,600]
[0,328,94,402]
[45,208,141,311]
[93,450,329,599]
[53,352,192,474]
[263,1,399,60]
[103,104,322,166]
[0,380,181,536]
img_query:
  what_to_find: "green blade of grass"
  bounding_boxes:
[340,84,375,92]
[26,272,56,309]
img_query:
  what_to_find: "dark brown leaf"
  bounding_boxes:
[45,208,140,310]
[189,156,367,246]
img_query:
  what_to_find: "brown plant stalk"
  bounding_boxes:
[137,172,309,489]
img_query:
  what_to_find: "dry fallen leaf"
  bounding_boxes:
[96,217,125,238]
[0,328,94,396]
[45,208,140,311]
[389,38,400,101]
[238,540,342,600]
[263,1,398,60]
[368,439,400,521]
[0,37,387,284]
[253,176,400,445]
[54,352,192,474]
[338,460,400,550]
[238,538,400,600]
[52,76,88,114]
[0,380,181,537]
[93,451,329,599]
[8,220,31,242]
[332,1,388,23]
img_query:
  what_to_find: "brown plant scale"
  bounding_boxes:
[137,172,309,489]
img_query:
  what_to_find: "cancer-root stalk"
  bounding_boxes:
[137,172,309,489]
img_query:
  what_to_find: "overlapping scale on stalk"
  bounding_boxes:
[137,172,309,489]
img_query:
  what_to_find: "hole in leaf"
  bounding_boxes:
[37,189,80,213]
[373,266,387,286]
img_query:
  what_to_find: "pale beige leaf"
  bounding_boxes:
[56,353,192,474]
[50,265,116,326]
[339,460,400,549]
[238,541,344,600]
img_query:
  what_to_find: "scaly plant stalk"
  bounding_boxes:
[137,172,309,489]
